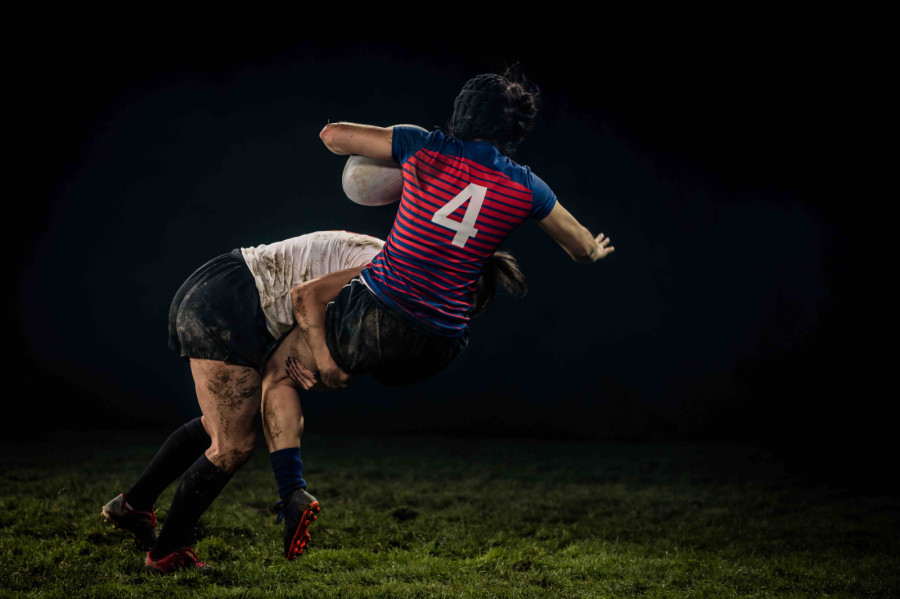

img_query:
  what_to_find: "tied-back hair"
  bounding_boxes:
[449,65,540,155]
[472,251,528,317]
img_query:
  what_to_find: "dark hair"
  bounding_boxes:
[471,250,528,317]
[448,66,540,155]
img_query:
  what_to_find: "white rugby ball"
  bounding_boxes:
[341,124,427,206]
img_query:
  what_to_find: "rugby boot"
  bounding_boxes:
[144,546,208,573]
[101,493,158,550]
[276,488,320,560]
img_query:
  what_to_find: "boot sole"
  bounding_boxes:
[286,501,320,561]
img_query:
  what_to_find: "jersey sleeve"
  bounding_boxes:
[391,126,431,164]
[529,172,557,220]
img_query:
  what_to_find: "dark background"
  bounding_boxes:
[11,26,874,486]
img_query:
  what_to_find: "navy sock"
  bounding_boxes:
[125,417,211,512]
[270,447,307,501]
[150,454,232,558]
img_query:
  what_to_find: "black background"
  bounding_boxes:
[11,24,875,487]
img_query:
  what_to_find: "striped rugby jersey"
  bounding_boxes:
[360,126,557,337]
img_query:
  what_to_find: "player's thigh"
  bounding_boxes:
[260,327,327,392]
[190,358,262,441]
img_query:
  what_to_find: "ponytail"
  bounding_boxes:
[472,251,528,317]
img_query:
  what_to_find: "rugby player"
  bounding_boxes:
[289,70,613,394]
[100,231,527,572]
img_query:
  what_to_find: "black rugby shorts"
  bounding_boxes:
[325,277,468,387]
[168,249,277,369]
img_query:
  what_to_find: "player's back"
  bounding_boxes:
[361,127,556,337]
[242,231,384,337]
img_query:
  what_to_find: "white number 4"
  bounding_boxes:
[431,183,487,248]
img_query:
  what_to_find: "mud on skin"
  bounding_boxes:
[263,402,284,442]
[206,363,259,437]
[217,447,253,473]
[207,364,258,410]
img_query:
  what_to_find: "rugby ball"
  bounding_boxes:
[341,124,427,206]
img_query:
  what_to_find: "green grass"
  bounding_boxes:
[1,432,897,598]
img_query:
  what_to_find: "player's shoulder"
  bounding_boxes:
[495,154,549,191]
[393,126,447,163]
[392,125,445,145]
[420,127,452,149]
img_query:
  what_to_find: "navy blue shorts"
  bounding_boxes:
[324,277,469,387]
[167,249,277,369]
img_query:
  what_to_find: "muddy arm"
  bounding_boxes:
[289,266,364,389]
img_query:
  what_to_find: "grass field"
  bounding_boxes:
[1,431,897,598]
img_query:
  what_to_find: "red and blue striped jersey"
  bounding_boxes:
[360,126,557,337]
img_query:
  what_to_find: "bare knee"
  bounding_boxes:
[207,429,257,473]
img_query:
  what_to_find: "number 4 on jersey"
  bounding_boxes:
[431,183,487,248]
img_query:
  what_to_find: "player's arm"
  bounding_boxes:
[536,202,614,263]
[289,266,365,389]
[319,122,393,160]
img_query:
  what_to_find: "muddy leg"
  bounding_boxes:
[150,359,261,558]
[191,359,261,472]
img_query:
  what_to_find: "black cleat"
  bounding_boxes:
[101,493,158,550]
[276,488,320,561]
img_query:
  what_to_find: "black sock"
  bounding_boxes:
[150,454,232,558]
[124,417,211,512]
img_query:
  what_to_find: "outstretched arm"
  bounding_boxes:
[319,122,393,159]
[536,202,614,263]
[289,266,365,389]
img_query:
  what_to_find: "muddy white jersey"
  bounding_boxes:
[240,231,384,338]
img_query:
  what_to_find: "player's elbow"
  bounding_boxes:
[291,280,329,310]
[319,123,348,155]
[290,283,310,311]
[319,122,337,142]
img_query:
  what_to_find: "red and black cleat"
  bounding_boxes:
[101,493,158,550]
[276,488,320,561]
[144,546,208,573]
